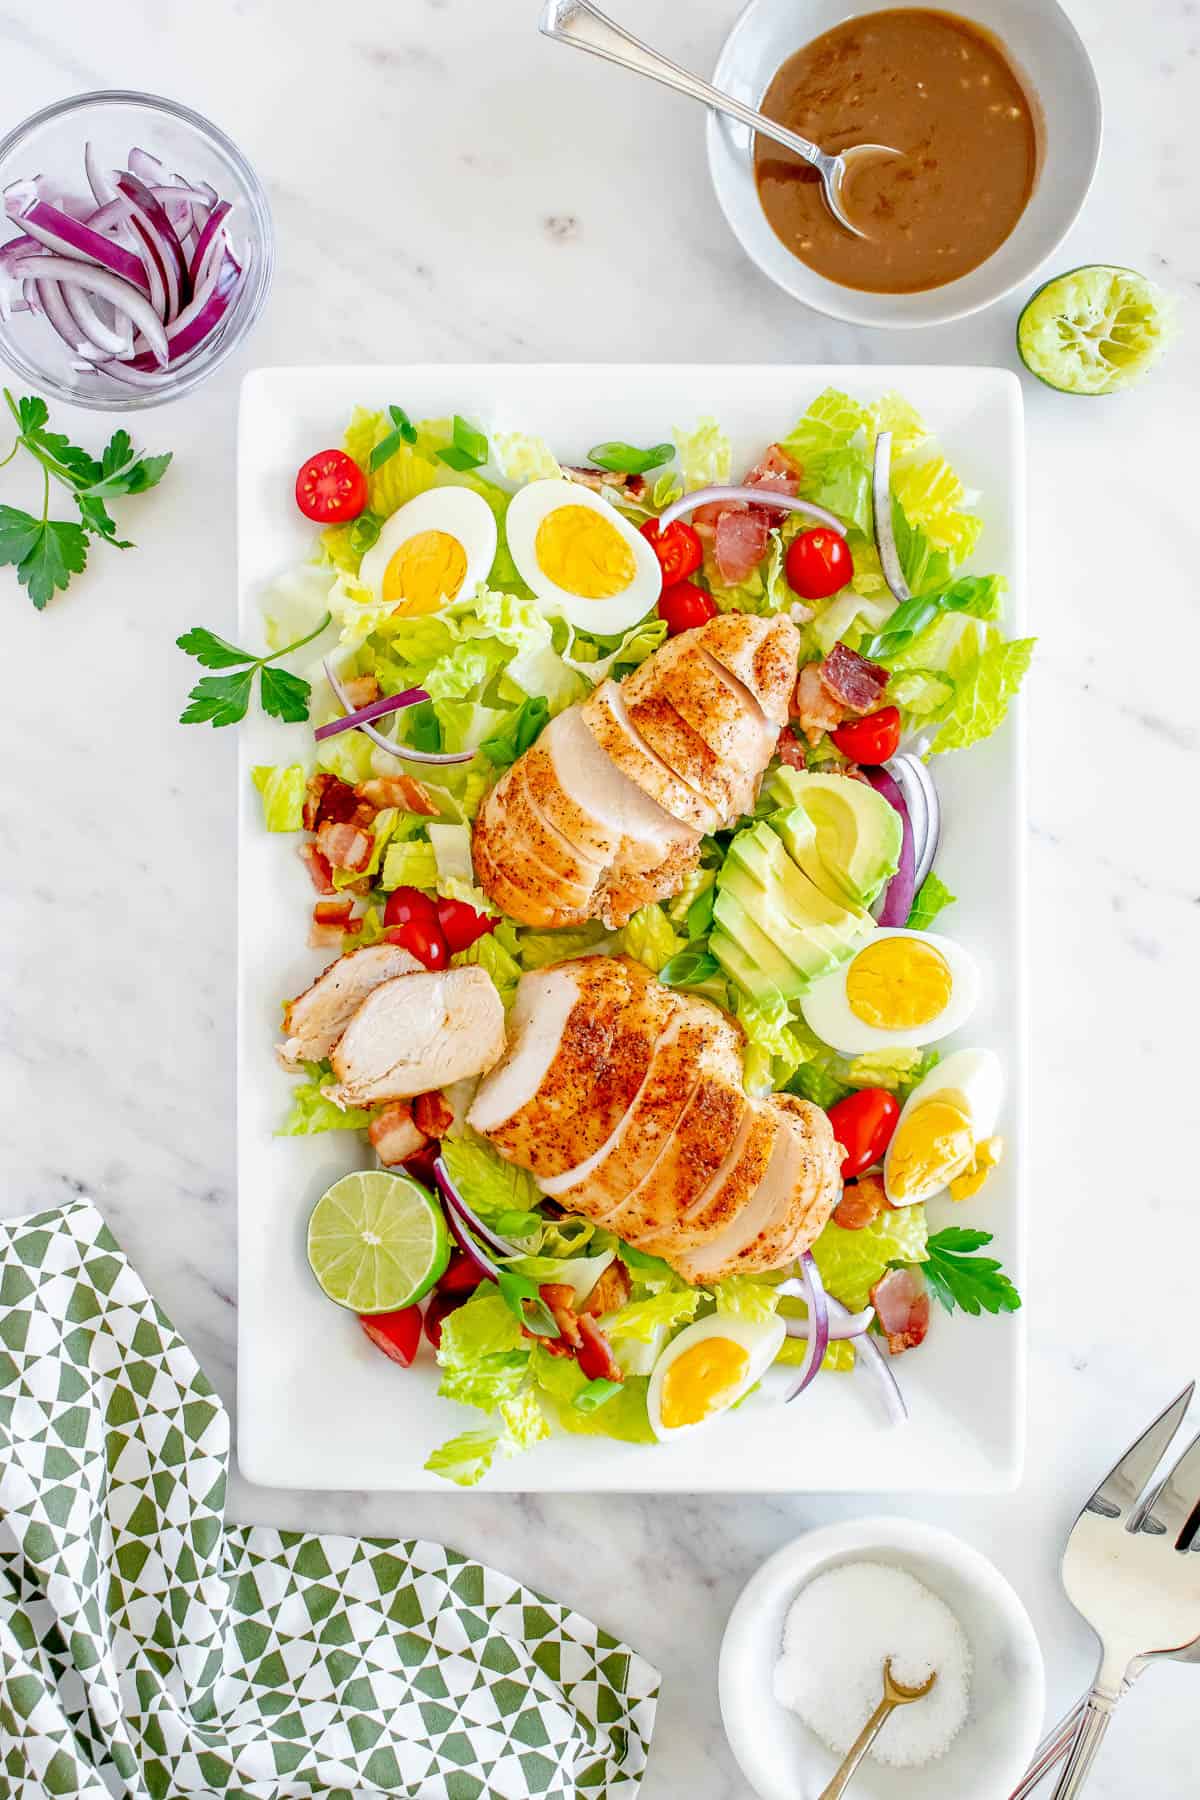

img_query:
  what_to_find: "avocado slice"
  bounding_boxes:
[713,886,831,997]
[709,922,797,1007]
[713,822,873,1002]
[767,767,901,907]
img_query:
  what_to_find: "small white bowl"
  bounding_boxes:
[720,1516,1046,1800]
[706,0,1102,329]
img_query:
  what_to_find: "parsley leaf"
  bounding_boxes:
[0,509,88,609]
[922,1227,1021,1318]
[259,664,313,723]
[176,612,331,728]
[179,668,257,727]
[176,626,259,670]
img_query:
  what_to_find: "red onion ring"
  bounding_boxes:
[834,1294,908,1425]
[872,430,911,604]
[779,1281,874,1340]
[314,684,430,742]
[188,201,230,288]
[785,1252,831,1401]
[84,142,119,208]
[863,764,916,927]
[12,197,151,294]
[657,485,848,535]
[124,249,242,369]
[432,1156,524,1261]
[888,752,941,895]
[323,657,475,767]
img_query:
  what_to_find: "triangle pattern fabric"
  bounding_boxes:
[0,1202,660,1797]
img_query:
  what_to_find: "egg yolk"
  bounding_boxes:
[888,1096,976,1201]
[660,1338,750,1430]
[382,530,468,616]
[949,1134,1004,1202]
[845,938,954,1030]
[534,505,636,599]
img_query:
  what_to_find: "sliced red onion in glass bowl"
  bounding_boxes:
[9,196,151,293]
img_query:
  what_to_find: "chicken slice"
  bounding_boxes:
[622,688,758,821]
[581,681,722,834]
[473,762,599,928]
[700,612,801,726]
[327,966,506,1105]
[637,1101,782,1264]
[537,705,703,884]
[598,834,705,930]
[278,942,421,1068]
[599,1066,749,1241]
[623,630,775,782]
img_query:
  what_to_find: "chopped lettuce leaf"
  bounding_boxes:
[439,1134,546,1237]
[479,696,549,767]
[252,764,306,833]
[812,1205,929,1313]
[907,871,956,932]
[605,1288,700,1343]
[380,838,437,892]
[800,446,873,537]
[675,417,731,490]
[776,1335,856,1373]
[262,563,338,653]
[893,454,981,562]
[493,431,561,484]
[868,393,928,458]
[428,821,473,891]
[617,904,685,974]
[506,1249,615,1303]
[615,1242,681,1289]
[314,725,375,786]
[651,469,684,510]
[498,1390,551,1452]
[737,990,812,1096]
[452,930,522,1004]
[561,613,668,683]
[933,635,1035,753]
[888,669,956,722]
[515,922,610,970]
[781,388,869,463]
[712,1276,780,1322]
[277,1062,374,1136]
[423,1427,501,1487]
[438,1351,531,1412]
[810,589,894,657]
[530,1348,656,1443]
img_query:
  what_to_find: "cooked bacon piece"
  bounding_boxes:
[581,1259,633,1319]
[564,466,647,501]
[870,1266,931,1355]
[714,506,771,585]
[298,842,336,895]
[309,898,354,950]
[820,642,889,713]
[793,662,848,745]
[533,1283,624,1381]
[413,1089,455,1137]
[775,725,808,771]
[304,772,359,830]
[540,1283,584,1350]
[369,1101,429,1166]
[315,818,373,873]
[742,443,802,523]
[577,1314,622,1382]
[357,774,440,818]
[342,673,381,709]
[833,1173,887,1231]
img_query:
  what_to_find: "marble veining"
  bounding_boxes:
[1,1,1197,1793]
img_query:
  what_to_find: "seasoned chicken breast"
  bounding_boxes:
[472,767,597,928]
[638,1101,782,1261]
[327,966,506,1105]
[600,1068,750,1242]
[278,942,421,1068]
[700,612,801,726]
[622,688,758,820]
[623,628,775,776]
[580,681,722,834]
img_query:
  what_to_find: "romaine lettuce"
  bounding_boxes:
[811,1205,929,1313]
[252,764,306,833]
[278,1063,375,1136]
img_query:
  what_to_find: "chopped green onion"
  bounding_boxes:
[368,405,419,472]
[686,884,716,941]
[587,440,675,476]
[573,1377,623,1414]
[437,415,489,472]
[348,509,382,554]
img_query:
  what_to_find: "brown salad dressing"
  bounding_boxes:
[754,8,1040,294]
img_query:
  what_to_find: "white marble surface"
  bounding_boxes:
[1,0,1197,1793]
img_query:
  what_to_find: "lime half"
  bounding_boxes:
[1018,266,1170,396]
[307,1171,449,1314]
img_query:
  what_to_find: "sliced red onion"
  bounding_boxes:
[128,147,167,186]
[785,1253,830,1401]
[324,657,475,767]
[12,198,151,294]
[83,197,132,234]
[883,753,929,883]
[837,1297,908,1426]
[864,765,917,927]
[658,485,847,535]
[84,143,118,208]
[314,684,431,742]
[890,752,941,894]
[7,255,168,365]
[778,1280,874,1340]
[125,249,242,368]
[32,279,93,356]
[116,174,186,318]
[432,1156,523,1260]
[872,430,911,604]
[62,283,133,358]
[187,200,230,286]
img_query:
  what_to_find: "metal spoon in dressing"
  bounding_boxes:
[538,0,901,240]
[818,1658,939,1799]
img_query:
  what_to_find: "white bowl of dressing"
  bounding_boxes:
[706,0,1102,328]
[719,1516,1046,1800]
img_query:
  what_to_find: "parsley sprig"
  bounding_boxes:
[921,1227,1022,1318]
[0,389,171,608]
[177,612,332,727]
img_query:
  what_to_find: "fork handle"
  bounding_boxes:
[1008,1697,1087,1798]
[1047,1692,1118,1800]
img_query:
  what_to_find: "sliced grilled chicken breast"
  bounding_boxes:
[637,1100,782,1262]
[600,1071,749,1242]
[624,630,774,776]
[622,688,758,820]
[597,834,705,930]
[328,966,505,1105]
[535,705,692,871]
[581,681,722,834]
[701,612,800,725]
[472,766,597,928]
[278,942,420,1067]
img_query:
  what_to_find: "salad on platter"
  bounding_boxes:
[236,388,1030,1487]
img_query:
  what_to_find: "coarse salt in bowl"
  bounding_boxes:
[720,1517,1045,1800]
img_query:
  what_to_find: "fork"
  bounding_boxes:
[1031,1383,1200,1798]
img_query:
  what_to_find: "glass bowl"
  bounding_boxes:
[0,90,273,410]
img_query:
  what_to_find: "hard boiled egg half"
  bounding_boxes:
[358,487,497,617]
[505,477,662,633]
[799,929,980,1055]
[646,1313,785,1441]
[884,1047,1004,1208]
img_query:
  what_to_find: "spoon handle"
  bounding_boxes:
[817,1697,896,1800]
[538,0,828,169]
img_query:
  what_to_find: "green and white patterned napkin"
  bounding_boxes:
[0,1201,659,1798]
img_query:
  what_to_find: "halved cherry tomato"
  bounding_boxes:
[424,1290,469,1350]
[295,449,368,524]
[830,706,902,766]
[384,885,448,970]
[785,527,853,600]
[438,1251,484,1296]
[826,1088,901,1181]
[658,580,718,637]
[358,1306,422,1367]
[641,517,703,585]
[436,896,497,954]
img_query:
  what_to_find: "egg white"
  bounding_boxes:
[504,477,662,634]
[798,929,980,1055]
[646,1313,785,1442]
[358,487,497,612]
[883,1047,1004,1207]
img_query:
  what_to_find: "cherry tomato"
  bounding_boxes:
[641,517,703,585]
[830,706,902,766]
[383,885,448,970]
[658,580,718,637]
[436,896,497,954]
[295,449,368,524]
[826,1088,901,1181]
[438,1251,484,1296]
[423,1290,469,1350]
[358,1306,422,1367]
[785,527,853,600]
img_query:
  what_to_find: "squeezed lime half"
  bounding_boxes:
[1018,266,1170,396]
[307,1170,449,1314]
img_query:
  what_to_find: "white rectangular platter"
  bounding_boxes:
[237,364,1026,1493]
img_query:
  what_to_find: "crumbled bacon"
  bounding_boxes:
[577,1314,622,1382]
[369,1101,429,1166]
[304,772,359,830]
[357,775,439,818]
[742,443,802,524]
[834,1174,887,1232]
[775,725,808,771]
[793,663,848,745]
[539,1284,583,1350]
[341,673,381,709]
[870,1267,931,1355]
[581,1260,632,1319]
[714,506,772,584]
[791,646,890,745]
[297,842,336,896]
[564,465,648,500]
[533,1282,623,1383]
[413,1089,455,1137]
[315,818,373,873]
[309,897,353,949]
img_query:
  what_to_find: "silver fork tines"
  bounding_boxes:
[1085,1384,1193,1524]
[1136,1428,1200,1548]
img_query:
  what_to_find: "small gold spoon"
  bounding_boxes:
[817,1657,939,1800]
